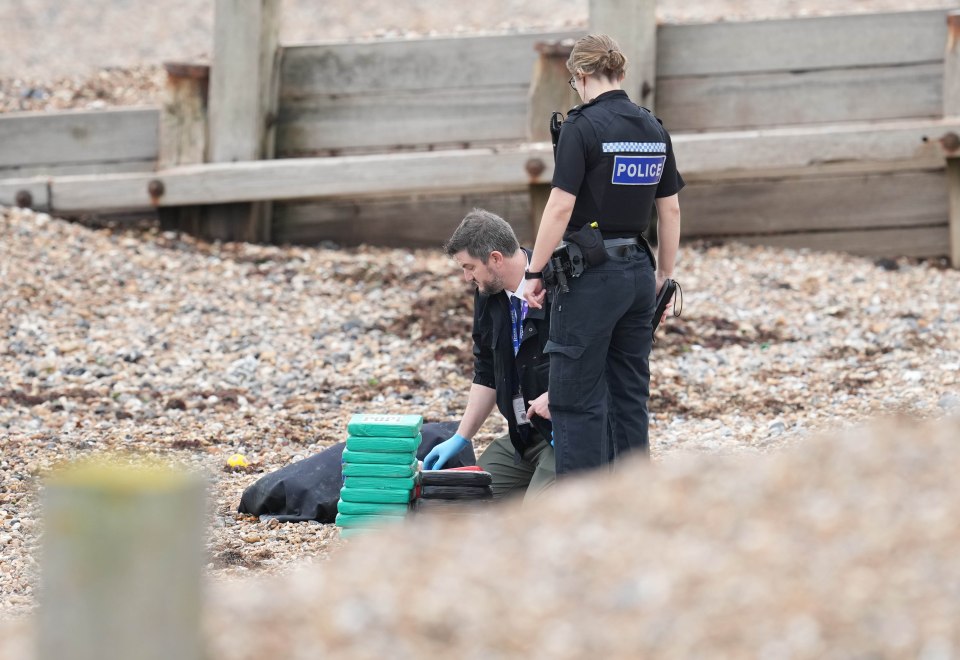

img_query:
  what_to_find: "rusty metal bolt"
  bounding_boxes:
[147,179,165,202]
[940,132,960,154]
[14,190,33,208]
[525,158,546,179]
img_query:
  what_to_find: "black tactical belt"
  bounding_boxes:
[602,237,638,247]
[602,237,640,258]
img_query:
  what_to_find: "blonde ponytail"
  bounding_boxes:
[567,34,627,80]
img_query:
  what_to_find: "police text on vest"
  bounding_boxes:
[611,155,666,186]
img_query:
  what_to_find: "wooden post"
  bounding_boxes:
[159,62,209,235]
[38,461,206,660]
[527,41,578,235]
[159,63,209,170]
[589,0,658,109]
[205,0,281,243]
[945,11,960,268]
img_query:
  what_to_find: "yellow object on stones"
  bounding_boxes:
[227,454,249,468]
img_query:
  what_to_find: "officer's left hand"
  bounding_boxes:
[526,391,551,421]
[524,278,546,310]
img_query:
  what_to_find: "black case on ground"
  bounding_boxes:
[420,485,494,500]
[419,470,492,487]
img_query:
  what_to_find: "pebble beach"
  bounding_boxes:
[3,1,960,654]
[1,205,958,622]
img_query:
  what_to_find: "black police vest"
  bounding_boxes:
[562,91,672,238]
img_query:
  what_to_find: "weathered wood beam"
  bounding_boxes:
[0,178,49,211]
[589,0,657,108]
[527,40,578,235]
[657,10,947,77]
[944,10,960,268]
[4,118,957,213]
[158,62,210,234]
[205,0,281,242]
[0,108,158,169]
[43,147,553,212]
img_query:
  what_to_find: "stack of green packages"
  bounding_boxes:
[336,413,423,538]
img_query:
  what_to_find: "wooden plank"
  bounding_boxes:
[279,65,946,154]
[734,226,950,259]
[948,159,960,268]
[0,108,158,168]
[0,177,49,210]
[944,11,960,268]
[157,63,209,236]
[658,10,947,78]
[0,160,156,180]
[27,118,960,213]
[674,118,957,182]
[527,44,578,143]
[158,63,209,169]
[679,170,948,237]
[46,147,555,212]
[279,31,582,97]
[208,0,279,163]
[277,85,531,154]
[274,191,533,247]
[527,42,577,235]
[946,11,960,116]
[206,0,281,242]
[658,62,943,131]
[590,0,657,107]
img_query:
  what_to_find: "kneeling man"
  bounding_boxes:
[424,209,555,501]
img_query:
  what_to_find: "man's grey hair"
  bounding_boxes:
[443,208,520,263]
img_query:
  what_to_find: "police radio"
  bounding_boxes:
[549,112,564,160]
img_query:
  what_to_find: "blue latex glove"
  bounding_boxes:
[423,434,469,470]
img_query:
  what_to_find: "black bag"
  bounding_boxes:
[237,421,474,523]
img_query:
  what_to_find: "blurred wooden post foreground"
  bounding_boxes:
[945,10,960,268]
[527,41,577,234]
[38,463,206,660]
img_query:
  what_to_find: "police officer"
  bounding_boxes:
[426,209,555,501]
[523,34,683,476]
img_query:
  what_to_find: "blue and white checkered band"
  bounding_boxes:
[602,142,666,153]
[611,155,666,185]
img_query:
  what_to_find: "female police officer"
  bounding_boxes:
[523,34,683,476]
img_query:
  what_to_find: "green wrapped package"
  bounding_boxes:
[337,500,409,517]
[344,476,416,490]
[339,486,412,504]
[340,527,375,539]
[342,448,419,465]
[335,512,406,529]
[347,413,423,438]
[345,434,420,454]
[342,460,417,478]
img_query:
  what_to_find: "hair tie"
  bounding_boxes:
[608,49,614,54]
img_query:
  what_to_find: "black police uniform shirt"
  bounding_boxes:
[551,89,685,238]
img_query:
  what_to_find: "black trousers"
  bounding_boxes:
[544,246,656,475]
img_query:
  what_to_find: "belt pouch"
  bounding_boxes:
[566,223,608,267]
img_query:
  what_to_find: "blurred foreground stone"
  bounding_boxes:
[3,416,960,658]
[201,414,959,659]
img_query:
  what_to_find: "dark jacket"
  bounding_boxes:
[471,280,552,457]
